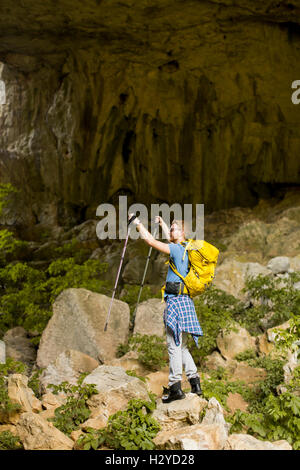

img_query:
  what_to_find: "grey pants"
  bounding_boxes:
[166,325,199,387]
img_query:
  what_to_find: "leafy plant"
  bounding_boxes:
[126,369,148,383]
[28,368,44,399]
[242,274,300,329]
[200,367,246,411]
[0,430,23,450]
[228,391,300,449]
[0,258,110,337]
[190,287,239,362]
[240,357,285,414]
[234,349,258,362]
[47,380,98,436]
[76,395,160,450]
[0,183,19,216]
[272,314,300,354]
[118,333,168,371]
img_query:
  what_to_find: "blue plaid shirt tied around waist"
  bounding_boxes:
[164,295,203,347]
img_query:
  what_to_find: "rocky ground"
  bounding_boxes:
[0,190,299,450]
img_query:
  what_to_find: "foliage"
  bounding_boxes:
[76,395,160,450]
[190,287,240,362]
[0,358,27,418]
[200,368,246,411]
[47,379,98,436]
[28,368,44,399]
[54,237,93,265]
[238,356,285,414]
[272,314,300,353]
[0,183,19,216]
[0,258,110,337]
[241,274,300,331]
[0,430,23,450]
[118,333,168,371]
[234,349,258,362]
[116,342,130,358]
[0,230,28,265]
[228,391,300,449]
[126,369,148,383]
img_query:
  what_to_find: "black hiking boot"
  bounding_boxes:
[189,376,202,396]
[162,381,186,404]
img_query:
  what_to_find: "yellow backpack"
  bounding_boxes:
[161,239,219,300]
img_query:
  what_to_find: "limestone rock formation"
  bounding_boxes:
[0,374,43,425]
[16,412,74,450]
[82,365,150,426]
[0,2,300,231]
[36,288,130,368]
[224,433,292,450]
[133,298,165,337]
[216,322,257,360]
[39,349,99,391]
[152,394,208,432]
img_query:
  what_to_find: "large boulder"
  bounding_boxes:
[37,288,130,368]
[16,412,74,450]
[224,433,292,450]
[153,397,229,450]
[152,394,208,432]
[213,259,270,299]
[108,350,149,376]
[39,349,99,391]
[216,323,257,360]
[267,256,290,275]
[82,365,150,425]
[133,298,165,337]
[153,422,228,450]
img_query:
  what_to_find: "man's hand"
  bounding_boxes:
[155,215,163,225]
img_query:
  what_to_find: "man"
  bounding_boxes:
[128,213,203,403]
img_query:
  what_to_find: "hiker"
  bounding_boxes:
[128,213,203,403]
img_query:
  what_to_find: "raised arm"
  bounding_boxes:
[129,214,170,255]
[155,215,171,241]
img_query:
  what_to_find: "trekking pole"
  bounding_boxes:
[131,221,159,327]
[104,214,137,332]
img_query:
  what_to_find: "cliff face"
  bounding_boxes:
[0,1,300,230]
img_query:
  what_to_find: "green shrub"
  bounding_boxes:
[28,368,44,399]
[0,258,110,338]
[126,369,148,383]
[200,368,246,411]
[47,379,98,436]
[76,395,160,450]
[0,430,23,450]
[190,287,239,362]
[242,274,300,329]
[0,230,28,264]
[118,333,168,371]
[239,357,285,414]
[0,183,19,216]
[229,391,300,449]
[234,349,258,362]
